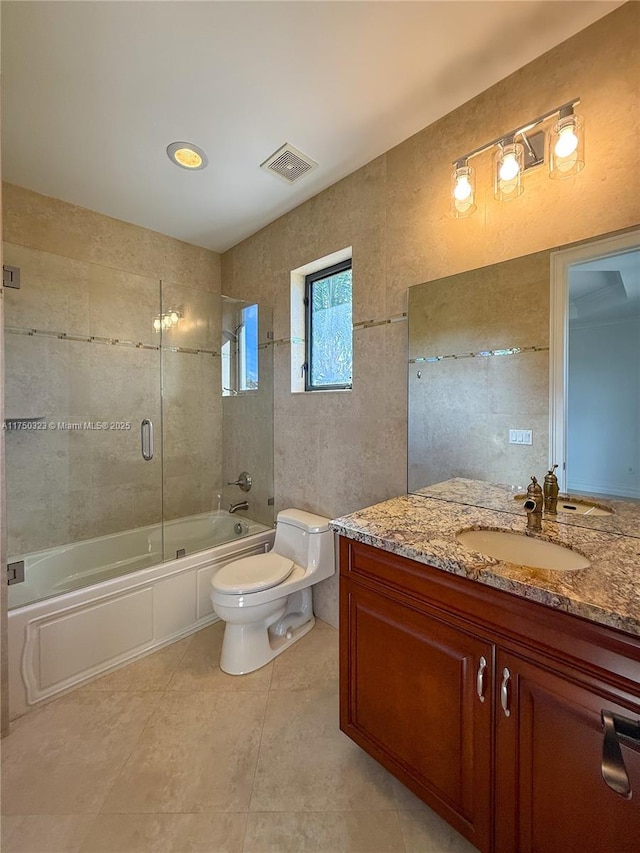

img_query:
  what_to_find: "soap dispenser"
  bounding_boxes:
[544,464,559,515]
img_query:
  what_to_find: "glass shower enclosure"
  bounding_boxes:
[3,243,273,608]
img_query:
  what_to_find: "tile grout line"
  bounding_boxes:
[93,680,176,818]
[240,672,276,852]
[92,633,201,819]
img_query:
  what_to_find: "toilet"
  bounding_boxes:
[210,508,335,674]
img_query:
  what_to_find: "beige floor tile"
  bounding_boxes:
[243,811,406,853]
[270,620,339,691]
[0,814,95,853]
[1,693,161,815]
[167,624,273,693]
[398,809,479,853]
[80,638,191,693]
[79,813,247,853]
[101,691,267,814]
[250,683,398,812]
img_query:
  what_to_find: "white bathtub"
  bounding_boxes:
[8,511,274,719]
[9,510,264,609]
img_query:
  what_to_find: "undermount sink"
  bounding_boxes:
[513,494,613,517]
[456,529,591,572]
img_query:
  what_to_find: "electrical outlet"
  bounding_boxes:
[509,429,533,445]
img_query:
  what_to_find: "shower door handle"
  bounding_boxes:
[141,419,154,461]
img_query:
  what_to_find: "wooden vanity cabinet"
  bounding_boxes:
[339,537,640,853]
[495,650,640,853]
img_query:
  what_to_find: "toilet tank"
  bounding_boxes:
[273,509,335,580]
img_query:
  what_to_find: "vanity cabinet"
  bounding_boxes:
[339,537,640,853]
[495,650,640,853]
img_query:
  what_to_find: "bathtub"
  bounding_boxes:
[7,511,275,719]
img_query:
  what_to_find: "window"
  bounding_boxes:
[221,297,259,396]
[304,259,353,391]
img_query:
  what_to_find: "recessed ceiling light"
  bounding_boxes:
[166,141,208,171]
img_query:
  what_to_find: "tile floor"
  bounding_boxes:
[1,620,478,853]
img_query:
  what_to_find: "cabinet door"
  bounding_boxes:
[495,650,640,853]
[341,582,493,852]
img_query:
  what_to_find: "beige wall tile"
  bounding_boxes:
[2,184,221,293]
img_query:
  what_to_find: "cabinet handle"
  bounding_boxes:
[500,667,511,717]
[476,656,487,702]
[601,710,640,799]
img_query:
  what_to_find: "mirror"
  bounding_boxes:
[407,229,640,538]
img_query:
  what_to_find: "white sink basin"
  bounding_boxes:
[456,529,590,572]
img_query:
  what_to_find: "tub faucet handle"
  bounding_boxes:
[227,471,252,492]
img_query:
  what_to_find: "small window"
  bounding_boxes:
[222,297,259,396]
[305,259,353,391]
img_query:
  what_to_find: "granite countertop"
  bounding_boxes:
[415,478,640,539]
[330,486,640,637]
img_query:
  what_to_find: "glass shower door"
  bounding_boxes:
[4,243,163,607]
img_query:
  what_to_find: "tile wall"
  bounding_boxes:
[2,185,222,558]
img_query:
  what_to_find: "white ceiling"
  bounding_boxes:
[1,1,623,253]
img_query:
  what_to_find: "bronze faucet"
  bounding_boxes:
[523,476,543,531]
[543,464,560,515]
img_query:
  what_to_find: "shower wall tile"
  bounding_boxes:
[4,243,163,346]
[2,195,221,557]
[3,184,221,293]
[161,281,221,351]
[162,350,223,527]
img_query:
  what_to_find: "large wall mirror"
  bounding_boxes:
[407,228,640,538]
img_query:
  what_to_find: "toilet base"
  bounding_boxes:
[219,616,316,675]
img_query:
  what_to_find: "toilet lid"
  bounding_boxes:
[212,553,295,594]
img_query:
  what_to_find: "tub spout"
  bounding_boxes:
[229,500,249,514]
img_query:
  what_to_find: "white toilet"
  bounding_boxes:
[210,508,335,674]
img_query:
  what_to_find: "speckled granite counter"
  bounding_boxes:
[416,478,640,538]
[331,491,640,636]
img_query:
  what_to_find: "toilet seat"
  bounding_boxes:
[213,553,295,594]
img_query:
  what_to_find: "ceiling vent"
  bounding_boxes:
[260,143,318,184]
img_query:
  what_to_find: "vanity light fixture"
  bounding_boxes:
[549,105,585,179]
[494,137,525,201]
[166,141,208,171]
[451,98,584,216]
[451,160,477,218]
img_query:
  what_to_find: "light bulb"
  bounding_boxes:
[170,311,179,325]
[499,153,520,182]
[153,318,162,332]
[454,175,472,202]
[555,124,578,158]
